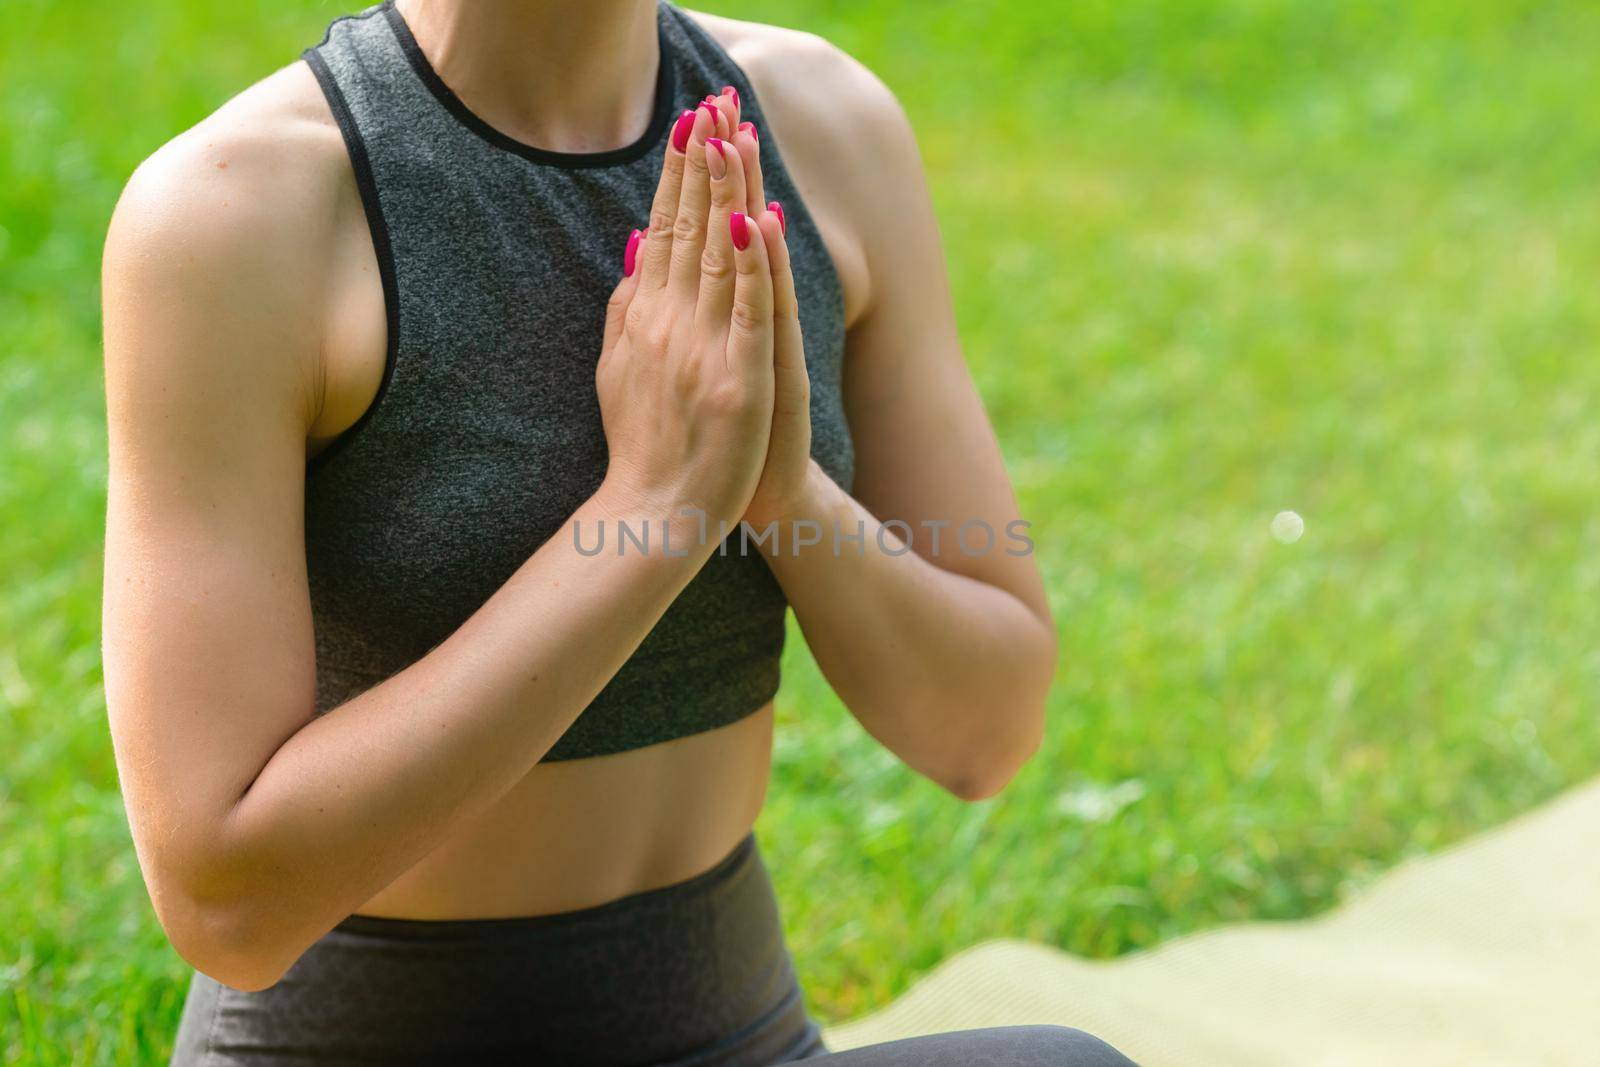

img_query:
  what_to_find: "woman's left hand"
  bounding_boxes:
[698,88,813,529]
[741,207,813,529]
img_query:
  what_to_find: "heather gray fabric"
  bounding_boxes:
[168,833,1133,1066]
[301,1,854,760]
[169,835,825,1065]
[813,1029,1135,1066]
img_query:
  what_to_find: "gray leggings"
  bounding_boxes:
[170,835,1131,1066]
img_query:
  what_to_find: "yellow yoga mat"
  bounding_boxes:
[825,779,1600,1065]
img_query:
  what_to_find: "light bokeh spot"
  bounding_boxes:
[1271,510,1306,544]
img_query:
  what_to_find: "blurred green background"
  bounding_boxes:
[5,0,1600,1061]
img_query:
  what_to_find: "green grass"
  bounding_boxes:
[4,0,1600,1060]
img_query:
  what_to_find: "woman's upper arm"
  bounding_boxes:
[101,121,333,883]
[824,54,1051,622]
[720,24,1048,618]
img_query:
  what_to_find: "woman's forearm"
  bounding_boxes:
[762,463,1056,800]
[184,483,712,988]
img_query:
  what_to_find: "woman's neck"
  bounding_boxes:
[394,0,662,153]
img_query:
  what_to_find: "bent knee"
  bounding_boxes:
[1010,1025,1135,1065]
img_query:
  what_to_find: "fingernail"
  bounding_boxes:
[768,201,786,235]
[705,138,727,180]
[723,85,739,107]
[739,121,758,142]
[730,212,751,251]
[671,109,695,152]
[698,101,719,126]
[623,229,642,276]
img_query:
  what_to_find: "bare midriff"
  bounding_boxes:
[355,704,774,919]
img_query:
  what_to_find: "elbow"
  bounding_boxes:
[939,713,1044,802]
[150,872,301,992]
[937,624,1054,803]
[162,900,295,992]
[944,771,1011,804]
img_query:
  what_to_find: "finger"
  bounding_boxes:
[702,86,740,137]
[667,101,721,299]
[700,94,728,139]
[758,209,808,400]
[638,109,697,289]
[603,229,646,351]
[696,136,749,338]
[733,120,765,225]
[724,210,774,381]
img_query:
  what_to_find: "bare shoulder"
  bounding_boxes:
[104,60,370,432]
[685,12,928,323]
[686,11,910,149]
[107,60,350,294]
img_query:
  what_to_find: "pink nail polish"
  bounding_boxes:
[671,109,695,152]
[623,229,642,276]
[698,102,719,125]
[705,137,726,179]
[739,121,758,142]
[730,212,751,251]
[723,85,740,107]
[768,201,786,235]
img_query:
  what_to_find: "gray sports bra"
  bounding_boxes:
[301,2,852,760]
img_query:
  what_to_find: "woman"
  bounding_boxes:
[102,0,1131,1062]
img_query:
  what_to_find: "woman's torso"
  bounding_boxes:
[296,1,868,919]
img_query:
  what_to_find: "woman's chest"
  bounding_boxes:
[311,160,855,488]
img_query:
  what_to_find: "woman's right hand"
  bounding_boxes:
[596,101,776,531]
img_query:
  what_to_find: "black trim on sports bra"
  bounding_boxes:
[381,0,679,170]
[302,45,402,474]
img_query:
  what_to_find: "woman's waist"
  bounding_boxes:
[356,704,774,920]
[187,814,820,1064]
[347,826,765,938]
